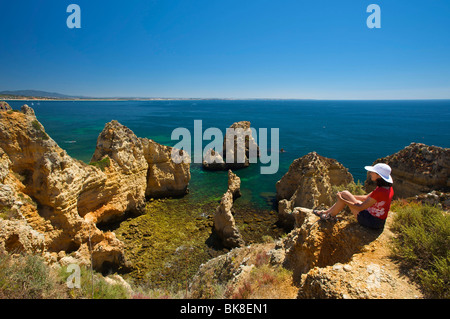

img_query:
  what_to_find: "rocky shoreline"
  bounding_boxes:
[0,103,190,272]
[0,102,448,298]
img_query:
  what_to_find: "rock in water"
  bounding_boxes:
[202,148,226,170]
[213,170,244,248]
[140,137,190,198]
[203,121,259,171]
[227,169,241,199]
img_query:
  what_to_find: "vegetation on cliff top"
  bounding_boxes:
[89,156,111,171]
[390,201,450,298]
[0,253,131,299]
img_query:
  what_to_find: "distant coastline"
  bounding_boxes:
[1,96,206,101]
[3,96,450,103]
[0,94,310,101]
[3,96,450,102]
[0,94,222,101]
[1,90,449,102]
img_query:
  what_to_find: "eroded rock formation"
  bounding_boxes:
[283,208,421,299]
[140,137,191,198]
[203,121,259,171]
[0,101,12,111]
[227,169,241,200]
[191,148,432,299]
[87,120,148,224]
[0,106,190,272]
[213,170,244,249]
[276,152,353,226]
[191,206,423,299]
[365,143,450,199]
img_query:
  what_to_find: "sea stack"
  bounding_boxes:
[203,121,259,171]
[213,170,244,249]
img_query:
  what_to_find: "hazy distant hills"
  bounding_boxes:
[0,90,82,99]
[0,90,284,101]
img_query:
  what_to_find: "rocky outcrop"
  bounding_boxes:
[276,152,353,226]
[227,169,241,199]
[202,149,226,171]
[0,219,45,255]
[203,121,259,170]
[189,145,436,299]
[0,101,12,111]
[365,143,450,199]
[0,106,190,272]
[191,206,423,299]
[414,190,450,211]
[140,137,190,198]
[0,110,131,270]
[87,120,148,224]
[188,243,298,299]
[282,208,421,299]
[279,207,386,282]
[213,170,244,249]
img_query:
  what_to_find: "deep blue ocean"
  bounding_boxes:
[6,99,450,209]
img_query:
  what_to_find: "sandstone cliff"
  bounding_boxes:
[276,152,353,227]
[0,107,125,270]
[190,149,431,299]
[87,120,148,224]
[140,137,190,198]
[0,106,190,272]
[281,208,421,298]
[365,143,450,203]
[190,206,422,299]
[0,101,12,111]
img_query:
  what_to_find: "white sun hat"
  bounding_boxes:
[364,163,393,183]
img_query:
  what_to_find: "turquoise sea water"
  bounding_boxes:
[6,99,450,209]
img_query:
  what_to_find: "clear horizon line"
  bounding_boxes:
[2,90,450,101]
[3,96,450,101]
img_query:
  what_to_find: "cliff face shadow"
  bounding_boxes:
[285,213,385,284]
[316,218,384,267]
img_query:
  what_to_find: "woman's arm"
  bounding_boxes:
[354,194,369,201]
[338,192,376,212]
[352,190,374,202]
[335,192,371,202]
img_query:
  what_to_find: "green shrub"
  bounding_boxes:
[31,120,49,140]
[89,156,111,171]
[31,119,42,130]
[331,181,366,196]
[0,253,131,299]
[0,253,66,299]
[391,201,450,298]
[0,206,20,220]
[58,264,130,299]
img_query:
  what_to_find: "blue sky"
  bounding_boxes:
[1,0,449,99]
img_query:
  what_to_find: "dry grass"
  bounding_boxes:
[244,264,298,299]
[230,249,298,299]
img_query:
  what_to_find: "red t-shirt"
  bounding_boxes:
[368,186,394,220]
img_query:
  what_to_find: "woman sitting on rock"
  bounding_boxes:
[314,163,394,230]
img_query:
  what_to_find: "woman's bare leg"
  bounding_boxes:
[326,191,362,217]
